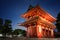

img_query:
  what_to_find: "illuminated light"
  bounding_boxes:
[49,28,50,30]
[51,30,53,36]
[42,27,44,29]
[38,25,42,33]
[46,27,48,30]
[37,25,42,38]
[20,5,56,38]
[39,16,56,28]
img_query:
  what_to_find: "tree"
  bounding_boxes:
[56,12,60,32]
[55,12,60,37]
[0,18,12,37]
[12,29,20,35]
[0,18,3,34]
[2,19,12,37]
[21,30,26,37]
[12,29,26,37]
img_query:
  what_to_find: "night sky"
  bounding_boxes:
[0,0,60,30]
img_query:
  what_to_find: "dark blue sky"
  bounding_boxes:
[0,0,60,30]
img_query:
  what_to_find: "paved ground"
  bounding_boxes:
[0,37,60,40]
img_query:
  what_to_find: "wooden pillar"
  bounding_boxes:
[29,25,32,37]
[26,27,29,37]
[26,25,32,38]
[51,29,54,38]
[48,30,50,38]
[37,25,42,38]
[45,29,46,38]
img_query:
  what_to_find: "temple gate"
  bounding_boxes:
[19,5,56,38]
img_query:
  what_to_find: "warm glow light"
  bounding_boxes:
[40,16,55,27]
[37,25,42,38]
[38,25,42,33]
[51,30,53,36]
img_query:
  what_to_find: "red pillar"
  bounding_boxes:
[37,25,42,38]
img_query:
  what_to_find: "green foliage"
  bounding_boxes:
[3,20,12,35]
[0,18,12,37]
[57,13,60,20]
[12,29,21,35]
[0,18,26,37]
[12,29,26,36]
[21,30,26,36]
[56,12,60,32]
[0,18,3,34]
